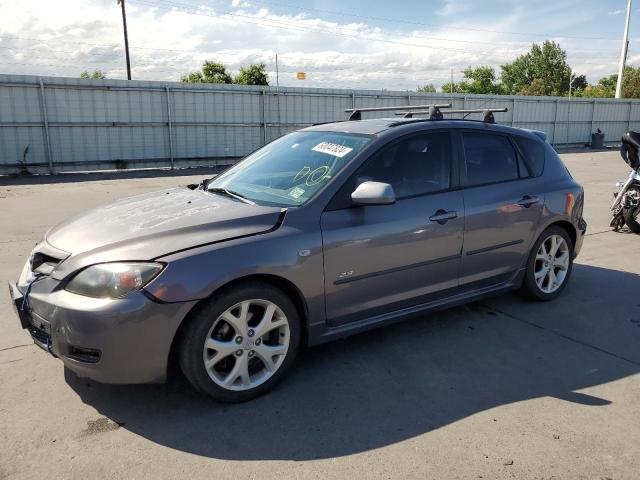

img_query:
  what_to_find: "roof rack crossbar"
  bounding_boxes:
[345,103,451,121]
[397,107,508,123]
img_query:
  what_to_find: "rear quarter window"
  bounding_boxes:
[515,136,545,177]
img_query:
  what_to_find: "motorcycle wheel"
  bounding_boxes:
[624,206,640,233]
[610,213,625,231]
[623,187,640,233]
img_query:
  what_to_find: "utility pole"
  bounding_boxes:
[450,67,454,102]
[569,72,574,100]
[275,53,281,125]
[615,0,632,98]
[117,0,132,80]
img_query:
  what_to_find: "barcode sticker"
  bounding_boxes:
[288,186,305,199]
[312,142,353,158]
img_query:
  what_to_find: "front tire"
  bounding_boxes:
[522,226,574,301]
[178,282,301,403]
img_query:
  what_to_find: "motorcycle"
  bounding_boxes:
[611,131,640,233]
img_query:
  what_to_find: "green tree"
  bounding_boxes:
[234,63,269,86]
[500,41,571,96]
[80,69,106,79]
[439,66,502,94]
[571,74,588,92]
[582,66,640,98]
[181,61,233,84]
[416,83,436,93]
[440,81,456,94]
[517,78,547,96]
[458,66,502,94]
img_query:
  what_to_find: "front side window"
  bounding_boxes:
[327,132,452,210]
[356,132,452,198]
[207,131,372,206]
[356,132,451,199]
[462,132,519,186]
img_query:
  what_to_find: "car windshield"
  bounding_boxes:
[207,131,372,206]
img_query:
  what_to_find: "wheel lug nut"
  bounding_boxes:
[248,350,255,357]
[248,329,254,337]
[236,350,243,356]
[255,338,261,345]
[235,336,242,344]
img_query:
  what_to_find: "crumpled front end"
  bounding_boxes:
[10,243,197,384]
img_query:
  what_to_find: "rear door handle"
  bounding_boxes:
[518,195,540,208]
[429,209,458,224]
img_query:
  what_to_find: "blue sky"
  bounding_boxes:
[0,0,639,90]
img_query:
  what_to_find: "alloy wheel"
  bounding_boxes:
[202,299,290,391]
[534,234,570,294]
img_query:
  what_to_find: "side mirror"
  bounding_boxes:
[351,181,396,206]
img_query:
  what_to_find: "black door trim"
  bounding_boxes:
[466,239,524,256]
[334,253,461,285]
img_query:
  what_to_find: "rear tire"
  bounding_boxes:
[623,201,640,233]
[522,226,574,301]
[178,282,301,403]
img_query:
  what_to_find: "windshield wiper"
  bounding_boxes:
[208,187,256,205]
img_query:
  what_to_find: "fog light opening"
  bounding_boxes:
[66,346,101,363]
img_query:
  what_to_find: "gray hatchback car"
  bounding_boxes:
[10,109,586,402]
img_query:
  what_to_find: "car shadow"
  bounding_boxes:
[66,263,640,461]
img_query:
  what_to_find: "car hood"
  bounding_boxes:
[47,186,284,280]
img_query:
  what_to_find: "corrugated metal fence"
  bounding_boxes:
[1,73,639,174]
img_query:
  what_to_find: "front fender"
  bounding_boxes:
[144,219,326,330]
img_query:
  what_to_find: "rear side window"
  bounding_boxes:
[514,136,545,177]
[461,132,519,186]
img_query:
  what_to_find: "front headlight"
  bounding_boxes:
[65,262,164,299]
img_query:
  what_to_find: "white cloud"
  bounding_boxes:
[0,0,623,89]
[436,0,474,17]
[608,9,623,16]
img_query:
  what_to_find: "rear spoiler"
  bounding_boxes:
[521,129,548,142]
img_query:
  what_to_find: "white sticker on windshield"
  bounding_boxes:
[312,142,353,158]
[289,186,305,199]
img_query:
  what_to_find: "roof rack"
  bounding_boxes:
[396,107,508,124]
[344,103,452,121]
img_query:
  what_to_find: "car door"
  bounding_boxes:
[320,131,465,325]
[457,130,544,288]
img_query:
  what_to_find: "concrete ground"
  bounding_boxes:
[1,151,639,480]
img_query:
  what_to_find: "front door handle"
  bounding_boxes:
[518,195,540,208]
[429,209,458,225]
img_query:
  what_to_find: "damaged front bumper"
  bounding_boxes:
[9,264,197,384]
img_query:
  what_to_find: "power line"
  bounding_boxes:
[0,59,179,73]
[197,0,623,41]
[0,0,625,80]
[0,0,626,59]
[0,33,621,60]
[133,0,547,47]
[132,0,615,58]
[134,0,498,55]
[131,0,627,66]
[0,34,622,71]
